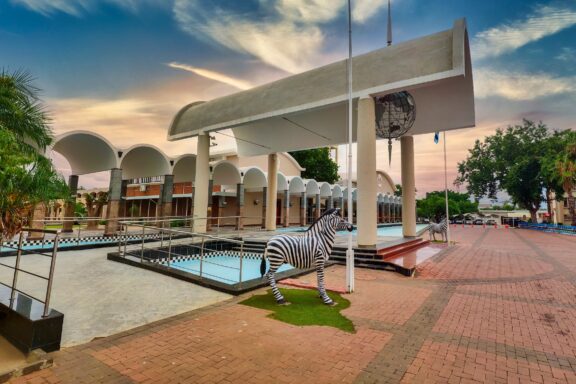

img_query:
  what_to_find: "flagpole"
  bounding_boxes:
[346,0,354,293]
[443,131,451,244]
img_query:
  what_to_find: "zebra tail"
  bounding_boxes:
[260,248,267,277]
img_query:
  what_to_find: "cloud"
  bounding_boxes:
[172,0,387,73]
[11,0,163,16]
[473,6,576,60]
[474,69,575,100]
[556,47,576,61]
[167,62,254,90]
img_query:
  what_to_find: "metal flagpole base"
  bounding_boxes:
[346,246,355,293]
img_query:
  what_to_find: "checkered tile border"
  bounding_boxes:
[1,233,161,248]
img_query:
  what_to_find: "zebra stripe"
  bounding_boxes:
[261,208,353,305]
[429,218,448,241]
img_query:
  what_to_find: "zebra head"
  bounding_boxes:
[324,208,354,232]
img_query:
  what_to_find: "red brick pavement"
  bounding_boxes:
[9,227,576,383]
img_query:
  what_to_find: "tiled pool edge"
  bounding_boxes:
[107,252,322,295]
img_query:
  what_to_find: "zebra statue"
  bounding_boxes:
[429,218,448,242]
[260,208,353,306]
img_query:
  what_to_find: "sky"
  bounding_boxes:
[1,0,575,199]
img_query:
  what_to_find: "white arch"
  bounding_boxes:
[305,179,320,197]
[319,182,332,198]
[352,188,358,201]
[212,160,241,185]
[120,144,171,180]
[376,169,397,192]
[287,176,305,194]
[377,193,384,203]
[240,167,267,189]
[332,184,343,199]
[383,194,390,204]
[52,130,119,175]
[277,172,289,191]
[172,154,196,183]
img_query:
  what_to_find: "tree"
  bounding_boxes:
[456,120,550,222]
[0,70,68,238]
[83,191,108,229]
[289,148,339,184]
[417,190,478,222]
[394,184,402,197]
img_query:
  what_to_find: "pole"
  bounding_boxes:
[346,0,355,293]
[443,131,451,244]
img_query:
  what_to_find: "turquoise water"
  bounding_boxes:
[276,224,429,237]
[167,255,293,284]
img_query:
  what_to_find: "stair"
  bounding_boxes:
[377,238,430,259]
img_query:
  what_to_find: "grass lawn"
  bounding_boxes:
[240,288,355,333]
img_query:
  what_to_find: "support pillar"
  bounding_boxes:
[401,136,417,237]
[62,175,78,233]
[283,190,290,227]
[27,203,46,240]
[104,168,122,236]
[265,154,279,230]
[357,97,377,246]
[236,183,244,230]
[339,197,344,213]
[300,193,307,226]
[261,187,267,228]
[160,175,174,225]
[328,196,334,209]
[315,194,321,219]
[193,134,210,233]
[206,179,213,231]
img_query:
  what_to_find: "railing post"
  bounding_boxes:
[167,231,173,267]
[10,232,24,307]
[140,224,146,263]
[238,242,244,285]
[77,220,82,246]
[123,223,128,257]
[43,231,60,317]
[199,237,205,278]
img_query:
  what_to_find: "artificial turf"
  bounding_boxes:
[239,288,355,333]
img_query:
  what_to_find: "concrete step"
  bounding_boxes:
[378,239,430,260]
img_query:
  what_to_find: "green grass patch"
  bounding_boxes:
[240,288,355,333]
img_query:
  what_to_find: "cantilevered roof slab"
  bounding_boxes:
[168,19,474,157]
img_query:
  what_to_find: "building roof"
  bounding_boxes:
[168,19,475,157]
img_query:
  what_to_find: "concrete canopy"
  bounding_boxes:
[172,154,196,183]
[212,161,241,185]
[241,167,267,189]
[287,176,305,194]
[332,184,343,199]
[305,179,320,197]
[168,19,475,157]
[52,131,119,175]
[319,182,332,198]
[120,145,171,180]
[277,172,289,191]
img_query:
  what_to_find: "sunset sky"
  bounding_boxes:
[2,0,575,198]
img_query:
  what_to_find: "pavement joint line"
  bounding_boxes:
[454,285,576,309]
[354,284,456,384]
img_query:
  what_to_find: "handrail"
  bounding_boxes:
[0,228,60,317]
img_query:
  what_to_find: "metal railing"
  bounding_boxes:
[0,228,60,317]
[117,219,249,285]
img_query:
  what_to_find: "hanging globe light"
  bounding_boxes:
[374,91,416,165]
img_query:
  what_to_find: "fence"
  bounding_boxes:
[518,222,576,235]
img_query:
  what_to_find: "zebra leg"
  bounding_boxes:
[315,260,335,305]
[267,263,289,305]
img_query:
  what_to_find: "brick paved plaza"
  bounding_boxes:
[10,227,576,383]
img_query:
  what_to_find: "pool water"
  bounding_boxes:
[276,224,429,237]
[165,254,294,284]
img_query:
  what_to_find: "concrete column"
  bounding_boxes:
[104,168,123,236]
[339,197,344,213]
[27,203,46,240]
[236,183,244,230]
[63,175,79,232]
[401,136,417,237]
[377,202,382,223]
[315,193,321,219]
[357,97,377,246]
[261,187,267,228]
[328,196,334,209]
[206,179,213,231]
[265,154,278,230]
[160,175,174,225]
[193,134,210,233]
[300,192,307,226]
[283,190,290,227]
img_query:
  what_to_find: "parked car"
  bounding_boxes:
[486,219,497,225]
[473,219,484,225]
[453,218,463,224]
[464,218,474,225]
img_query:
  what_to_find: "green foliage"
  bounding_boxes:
[394,184,402,197]
[455,120,567,222]
[289,148,339,184]
[417,190,478,222]
[240,288,354,333]
[75,202,87,218]
[170,220,185,228]
[0,69,68,238]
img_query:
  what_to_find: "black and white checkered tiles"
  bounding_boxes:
[153,250,263,264]
[1,233,161,248]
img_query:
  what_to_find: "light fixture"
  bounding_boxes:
[253,199,260,206]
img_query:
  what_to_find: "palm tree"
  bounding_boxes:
[84,192,108,230]
[555,143,576,226]
[0,69,68,239]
